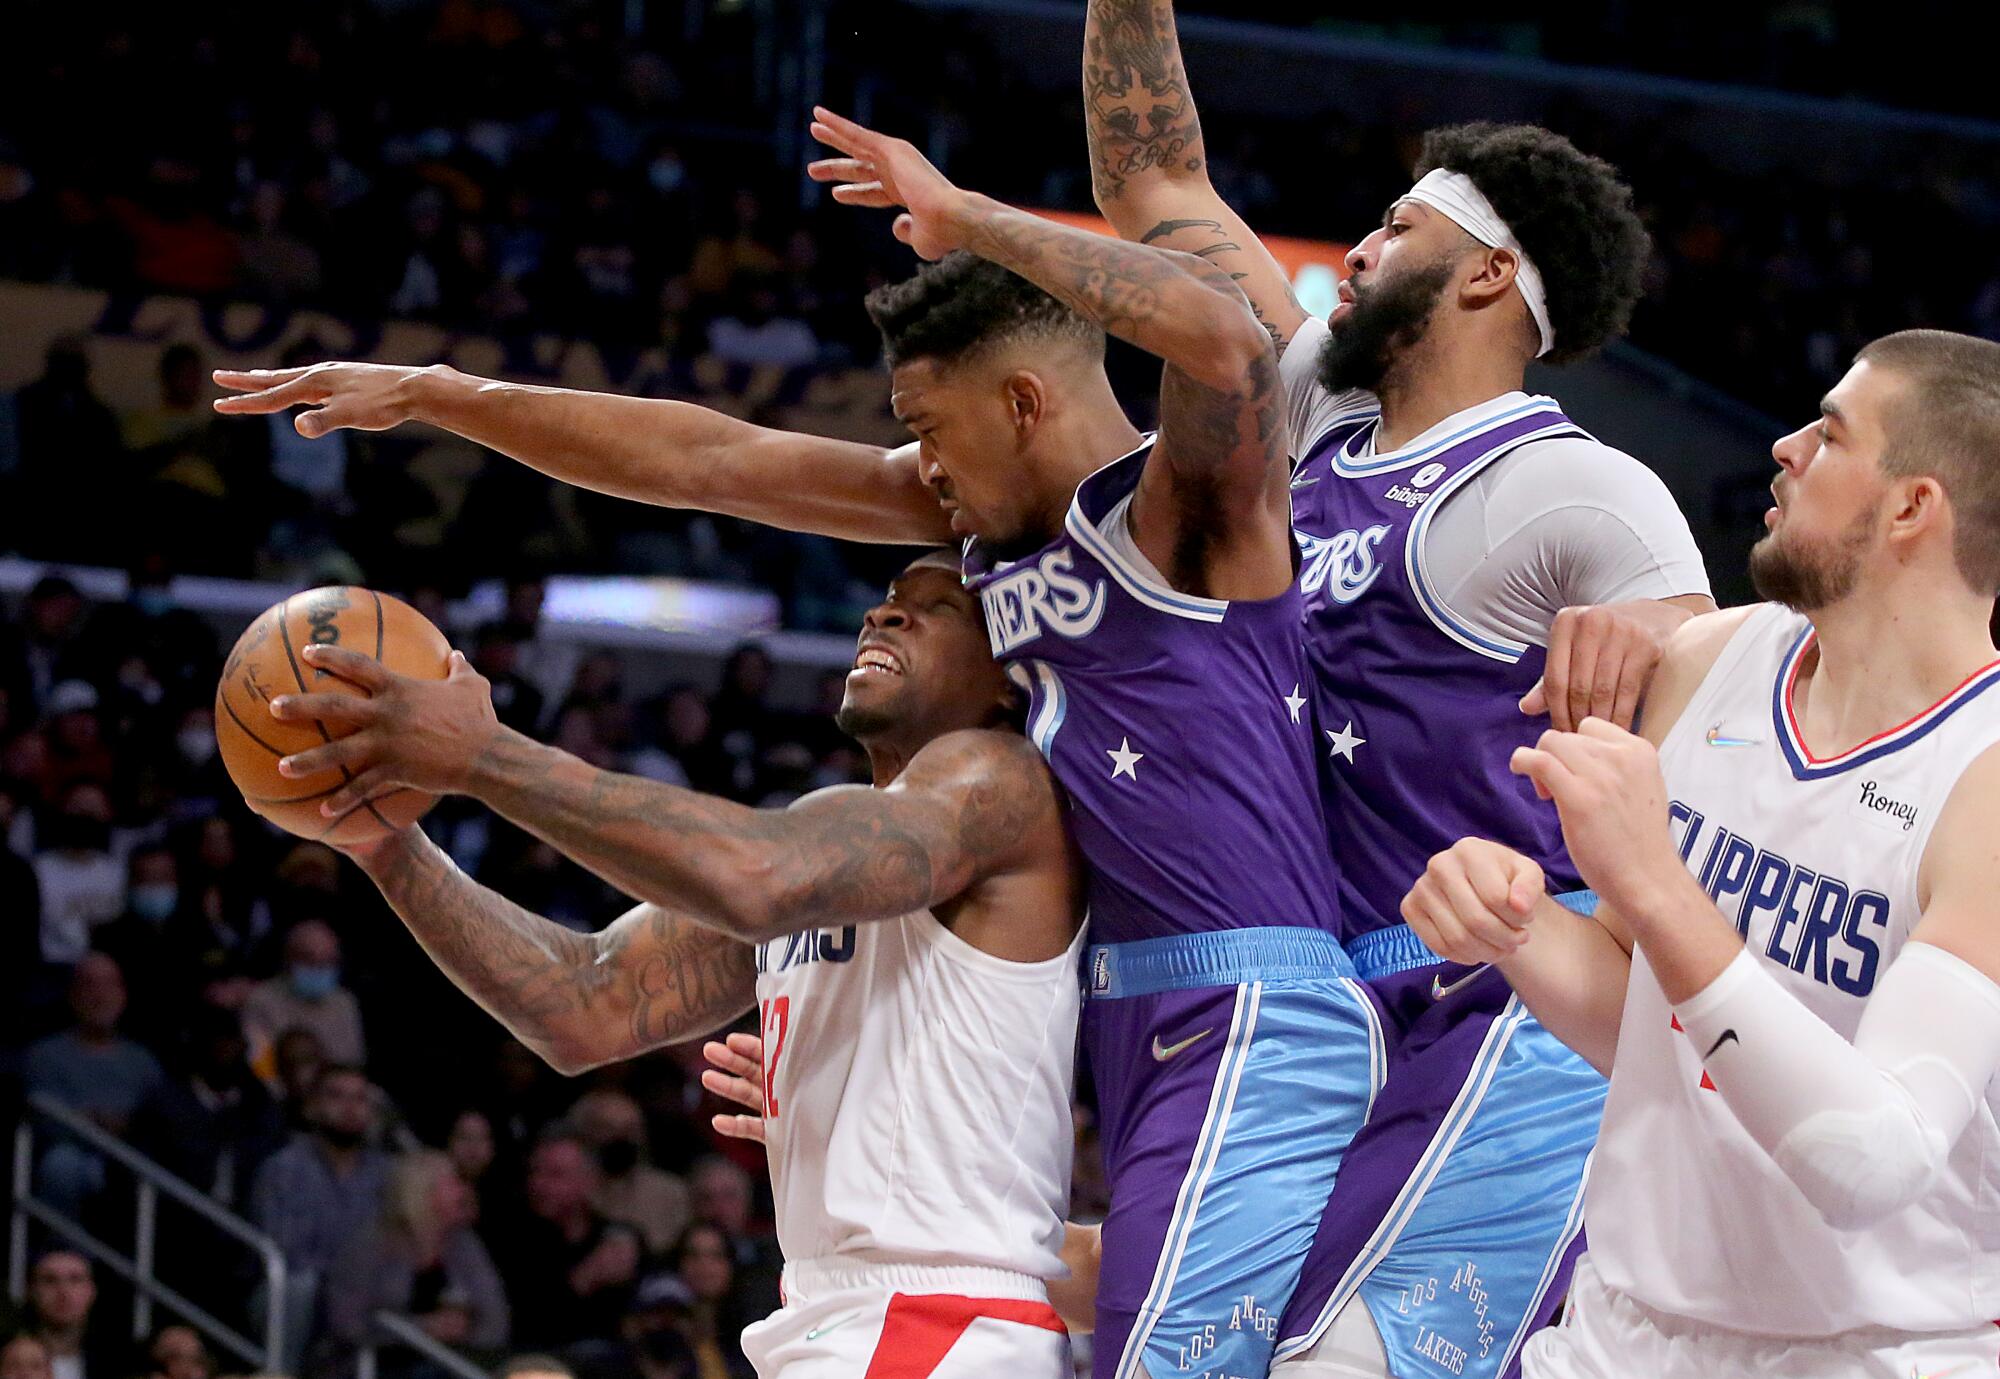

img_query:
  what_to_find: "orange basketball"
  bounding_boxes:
[214,586,452,845]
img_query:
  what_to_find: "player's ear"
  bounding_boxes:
[1460,245,1519,308]
[1003,370,1046,439]
[1887,474,1946,545]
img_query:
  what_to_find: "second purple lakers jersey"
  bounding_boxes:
[961,439,1340,946]
[1290,396,1592,944]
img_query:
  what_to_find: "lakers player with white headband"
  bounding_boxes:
[1404,330,2000,1378]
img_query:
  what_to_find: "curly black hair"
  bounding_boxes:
[1416,123,1651,365]
[863,250,1104,370]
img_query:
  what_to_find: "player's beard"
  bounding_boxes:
[1315,255,1458,396]
[1748,507,1875,612]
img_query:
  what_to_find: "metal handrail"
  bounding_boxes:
[9,1092,290,1370]
[356,1310,492,1379]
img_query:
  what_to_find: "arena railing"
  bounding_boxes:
[355,1310,491,1379]
[8,1092,290,1372]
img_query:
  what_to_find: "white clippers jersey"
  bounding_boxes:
[1587,603,2000,1336]
[754,911,1083,1279]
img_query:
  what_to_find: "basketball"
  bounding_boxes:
[213,586,452,845]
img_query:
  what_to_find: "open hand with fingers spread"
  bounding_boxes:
[269,644,502,819]
[211,360,438,438]
[1402,837,1547,966]
[807,106,974,260]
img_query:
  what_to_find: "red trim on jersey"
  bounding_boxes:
[1782,634,2000,765]
[861,1293,1066,1379]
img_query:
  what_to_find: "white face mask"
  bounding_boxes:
[178,728,217,766]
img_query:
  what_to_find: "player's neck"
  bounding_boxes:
[1374,333,1528,453]
[1794,585,1999,751]
[1017,393,1144,547]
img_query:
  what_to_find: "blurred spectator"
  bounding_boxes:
[616,1274,703,1379]
[251,1064,390,1284]
[445,1108,500,1212]
[24,1252,112,1379]
[92,845,186,1034]
[243,920,367,1068]
[25,954,167,1213]
[469,625,544,737]
[35,684,116,804]
[32,782,122,965]
[238,183,323,303]
[145,1326,214,1379]
[705,280,819,373]
[273,1027,331,1126]
[132,1003,287,1210]
[320,1149,509,1374]
[492,1357,571,1379]
[0,576,89,736]
[123,344,217,466]
[488,1133,639,1352]
[567,1089,690,1255]
[625,688,728,794]
[662,1225,752,1379]
[685,1159,779,1327]
[10,354,123,560]
[0,1333,54,1379]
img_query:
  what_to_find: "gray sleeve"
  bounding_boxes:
[1425,437,1714,649]
[1279,315,1376,458]
[451,1231,512,1349]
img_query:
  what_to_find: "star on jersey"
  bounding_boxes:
[1325,721,1366,764]
[1283,685,1307,724]
[1107,737,1145,780]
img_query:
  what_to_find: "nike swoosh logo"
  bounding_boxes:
[1151,1027,1214,1062]
[806,1312,860,1341]
[1704,725,1762,747]
[1703,1029,1740,1058]
[1290,472,1321,488]
[1431,966,1489,1001]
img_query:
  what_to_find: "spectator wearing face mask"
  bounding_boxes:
[92,845,185,1039]
[32,781,124,966]
[566,1089,689,1256]
[24,954,166,1215]
[243,919,366,1069]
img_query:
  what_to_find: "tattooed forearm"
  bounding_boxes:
[1142,218,1300,350]
[458,727,1045,943]
[1084,0,1206,203]
[947,193,1263,390]
[357,830,755,1073]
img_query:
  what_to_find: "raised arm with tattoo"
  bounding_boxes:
[808,106,1292,597]
[1082,0,1307,350]
[348,826,756,1075]
[271,644,1073,957]
[211,366,947,545]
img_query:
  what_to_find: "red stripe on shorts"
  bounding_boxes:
[861,1292,1066,1379]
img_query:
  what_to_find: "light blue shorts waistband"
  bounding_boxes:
[1343,890,1601,982]
[1085,926,1356,1000]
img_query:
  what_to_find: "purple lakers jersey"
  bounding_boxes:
[961,441,1340,945]
[1291,396,1590,940]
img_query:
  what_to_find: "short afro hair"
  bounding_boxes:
[864,251,1104,371]
[1416,123,1651,365]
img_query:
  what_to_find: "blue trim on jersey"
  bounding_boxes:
[1086,927,1357,1000]
[1771,627,2000,780]
[1343,892,1598,982]
[1272,999,1531,1362]
[1403,420,1591,663]
[1330,399,1567,478]
[1113,983,1262,1379]
[1023,659,1068,758]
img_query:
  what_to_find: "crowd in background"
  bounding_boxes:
[0,566,1121,1379]
[1,1,1998,613]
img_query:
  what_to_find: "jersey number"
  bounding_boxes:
[760,996,791,1121]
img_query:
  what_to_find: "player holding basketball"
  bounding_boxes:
[1077,5,1712,1373]
[222,112,1386,1379]
[1403,330,2000,1378]
[274,556,1089,1377]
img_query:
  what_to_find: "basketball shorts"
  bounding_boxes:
[1275,905,1608,1379]
[738,1259,1070,1379]
[1086,927,1388,1379]
[1524,1255,2000,1379]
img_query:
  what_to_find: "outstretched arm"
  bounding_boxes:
[273,646,1065,950]
[348,827,756,1075]
[1083,0,1307,351]
[213,364,949,545]
[810,108,1291,599]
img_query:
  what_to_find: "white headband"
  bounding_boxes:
[1401,167,1555,358]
